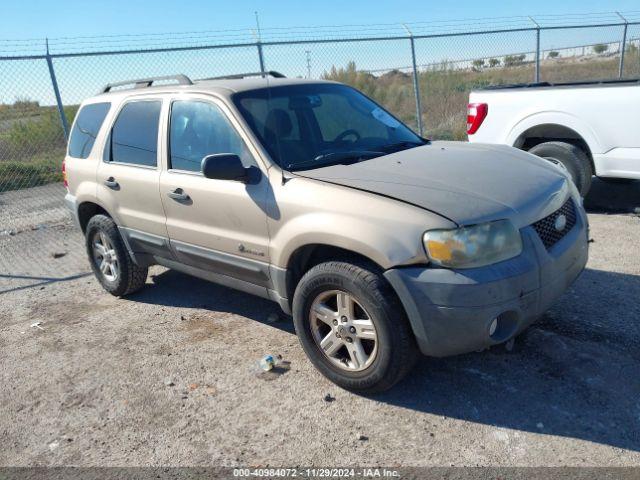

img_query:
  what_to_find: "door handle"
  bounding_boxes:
[167,188,190,202]
[104,177,119,189]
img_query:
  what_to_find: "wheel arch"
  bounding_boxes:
[506,112,602,169]
[77,201,113,233]
[284,243,386,306]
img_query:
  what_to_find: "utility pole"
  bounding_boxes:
[305,50,312,78]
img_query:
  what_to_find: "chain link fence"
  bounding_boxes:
[1,18,639,288]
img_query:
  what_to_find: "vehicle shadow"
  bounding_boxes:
[129,268,296,334]
[131,265,640,451]
[584,178,639,213]
[375,267,640,452]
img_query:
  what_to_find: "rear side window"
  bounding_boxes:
[68,102,111,159]
[110,100,161,167]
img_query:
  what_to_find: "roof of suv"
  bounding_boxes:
[91,73,336,102]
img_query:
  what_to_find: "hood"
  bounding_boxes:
[294,141,572,228]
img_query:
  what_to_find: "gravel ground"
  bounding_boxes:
[0,180,639,467]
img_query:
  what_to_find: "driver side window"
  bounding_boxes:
[169,100,254,173]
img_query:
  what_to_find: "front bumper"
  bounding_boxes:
[385,205,589,357]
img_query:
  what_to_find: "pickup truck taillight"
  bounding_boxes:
[467,103,488,134]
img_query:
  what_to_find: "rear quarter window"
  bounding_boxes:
[68,102,111,159]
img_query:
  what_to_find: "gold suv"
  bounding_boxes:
[64,72,588,391]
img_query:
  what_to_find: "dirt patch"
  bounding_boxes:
[179,313,230,342]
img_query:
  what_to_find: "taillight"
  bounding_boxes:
[62,160,68,189]
[467,103,488,135]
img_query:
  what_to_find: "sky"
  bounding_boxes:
[1,0,639,41]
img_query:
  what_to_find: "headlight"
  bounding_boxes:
[423,220,522,269]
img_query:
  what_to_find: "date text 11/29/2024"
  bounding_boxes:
[233,467,400,477]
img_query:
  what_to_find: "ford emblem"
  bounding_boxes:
[554,214,567,232]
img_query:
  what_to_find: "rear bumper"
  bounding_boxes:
[593,148,640,179]
[385,205,589,357]
[64,192,81,229]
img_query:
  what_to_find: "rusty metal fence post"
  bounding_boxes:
[403,25,424,136]
[529,17,541,83]
[45,39,69,139]
[617,12,629,78]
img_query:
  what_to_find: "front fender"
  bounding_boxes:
[270,211,431,270]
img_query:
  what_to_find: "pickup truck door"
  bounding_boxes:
[159,95,272,288]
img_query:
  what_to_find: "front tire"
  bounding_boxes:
[528,141,593,196]
[85,215,148,296]
[292,260,418,393]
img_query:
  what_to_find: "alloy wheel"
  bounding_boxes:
[309,290,378,372]
[92,231,119,282]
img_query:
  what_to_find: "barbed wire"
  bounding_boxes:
[1,10,639,56]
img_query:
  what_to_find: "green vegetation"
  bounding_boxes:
[0,150,64,192]
[504,54,527,67]
[471,59,485,71]
[548,51,560,59]
[0,102,76,192]
[593,44,609,54]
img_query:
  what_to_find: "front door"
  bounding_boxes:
[159,96,271,286]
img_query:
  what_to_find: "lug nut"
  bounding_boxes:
[335,332,341,338]
[349,326,356,334]
[345,337,353,343]
[333,319,338,326]
[341,316,348,323]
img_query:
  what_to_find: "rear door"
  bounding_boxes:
[97,96,171,259]
[159,95,271,287]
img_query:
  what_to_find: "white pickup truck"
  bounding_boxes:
[467,79,640,195]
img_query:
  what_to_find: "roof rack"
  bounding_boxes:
[199,71,286,81]
[100,74,193,93]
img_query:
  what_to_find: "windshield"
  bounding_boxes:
[233,83,425,171]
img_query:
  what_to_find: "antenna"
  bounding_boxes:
[254,11,262,41]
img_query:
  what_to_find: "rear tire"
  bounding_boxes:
[528,141,593,196]
[85,215,148,296]
[292,260,418,393]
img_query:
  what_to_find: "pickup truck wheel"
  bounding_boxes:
[528,141,593,196]
[292,260,418,393]
[85,214,148,297]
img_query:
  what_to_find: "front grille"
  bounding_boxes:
[532,198,577,249]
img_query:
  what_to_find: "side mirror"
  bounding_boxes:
[201,153,248,182]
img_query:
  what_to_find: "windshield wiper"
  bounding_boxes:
[287,150,384,171]
[379,140,426,153]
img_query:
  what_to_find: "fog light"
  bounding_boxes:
[489,318,498,336]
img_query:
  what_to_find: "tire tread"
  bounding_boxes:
[85,215,148,296]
